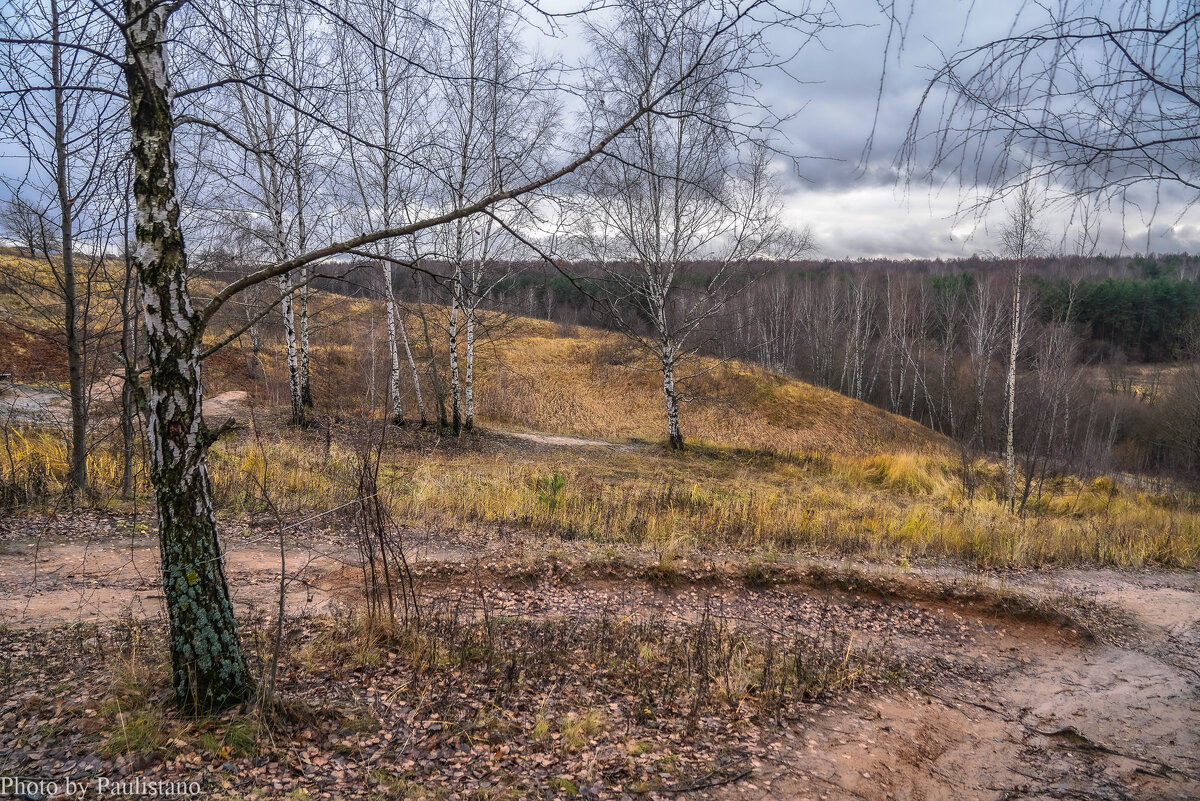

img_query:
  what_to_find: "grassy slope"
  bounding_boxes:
[471,318,946,457]
[199,294,947,456]
[202,299,1195,568]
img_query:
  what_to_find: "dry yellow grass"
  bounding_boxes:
[203,433,1200,568]
[471,318,944,457]
[201,295,945,457]
[5,278,1199,568]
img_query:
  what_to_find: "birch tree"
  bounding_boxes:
[335,0,436,426]
[880,272,926,417]
[999,185,1047,507]
[192,0,331,427]
[0,197,56,257]
[430,0,555,435]
[795,274,841,389]
[574,0,804,447]
[965,270,1006,451]
[839,275,876,401]
[907,3,1200,222]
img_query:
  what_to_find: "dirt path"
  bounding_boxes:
[0,381,249,428]
[0,380,70,426]
[0,516,1195,800]
[502,429,630,449]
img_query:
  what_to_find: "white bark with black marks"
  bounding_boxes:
[448,272,463,435]
[1005,264,1022,506]
[124,0,252,711]
[279,273,305,427]
[464,306,476,431]
[299,268,312,408]
[662,346,683,449]
[382,263,405,426]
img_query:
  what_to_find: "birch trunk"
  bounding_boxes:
[1005,263,1022,507]
[448,283,463,436]
[124,0,252,711]
[662,348,683,449]
[382,262,405,426]
[279,273,305,427]
[464,306,475,431]
[299,269,312,408]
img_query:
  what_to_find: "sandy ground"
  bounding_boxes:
[0,381,71,426]
[0,380,249,428]
[0,514,1196,801]
[504,430,631,449]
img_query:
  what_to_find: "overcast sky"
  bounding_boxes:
[754,0,1200,260]
[3,0,1195,261]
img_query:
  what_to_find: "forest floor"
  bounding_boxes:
[1,508,1197,801]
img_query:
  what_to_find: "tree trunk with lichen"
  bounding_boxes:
[49,0,88,495]
[124,0,253,712]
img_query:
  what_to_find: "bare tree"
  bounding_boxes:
[999,185,1048,507]
[1020,292,1081,510]
[427,0,556,435]
[795,273,841,389]
[190,0,332,427]
[964,269,1006,451]
[104,0,812,710]
[1166,332,1200,480]
[839,274,876,401]
[0,0,125,494]
[334,0,436,426]
[0,196,57,257]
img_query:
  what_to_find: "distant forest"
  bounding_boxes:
[490,253,1200,364]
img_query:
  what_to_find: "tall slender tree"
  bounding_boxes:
[0,0,125,493]
[335,0,436,426]
[0,0,819,710]
[573,0,806,447]
[999,185,1047,507]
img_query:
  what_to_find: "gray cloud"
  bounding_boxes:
[753,1,1200,257]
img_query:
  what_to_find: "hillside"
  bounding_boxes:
[471,319,946,456]
[0,256,944,457]
[4,271,1198,568]
[199,294,949,459]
